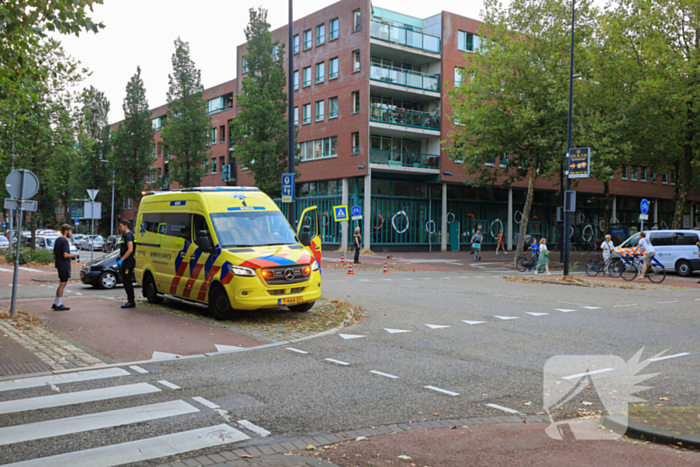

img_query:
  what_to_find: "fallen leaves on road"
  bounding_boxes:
[306,444,316,450]
[660,397,670,401]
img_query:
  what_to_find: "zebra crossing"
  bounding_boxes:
[0,366,257,466]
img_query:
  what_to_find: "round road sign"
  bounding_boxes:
[640,199,650,215]
[5,169,39,199]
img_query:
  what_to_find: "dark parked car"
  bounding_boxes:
[80,250,137,289]
[103,235,122,252]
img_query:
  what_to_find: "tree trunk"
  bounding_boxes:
[672,152,692,229]
[513,154,539,264]
[602,181,610,236]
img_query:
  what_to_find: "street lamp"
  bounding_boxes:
[563,0,576,276]
[100,159,116,237]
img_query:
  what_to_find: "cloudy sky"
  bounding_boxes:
[58,0,487,123]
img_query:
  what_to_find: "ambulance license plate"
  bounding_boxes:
[279,297,303,306]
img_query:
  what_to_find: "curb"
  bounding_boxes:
[602,415,700,449]
[503,276,593,287]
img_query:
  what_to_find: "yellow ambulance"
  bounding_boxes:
[134,187,321,320]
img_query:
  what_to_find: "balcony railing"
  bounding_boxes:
[370,106,440,131]
[370,64,439,92]
[206,104,233,116]
[370,20,441,54]
[370,148,440,169]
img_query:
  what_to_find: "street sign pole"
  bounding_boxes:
[563,0,576,277]
[287,0,296,230]
[9,175,25,317]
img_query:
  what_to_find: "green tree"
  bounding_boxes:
[447,0,596,260]
[160,38,210,188]
[230,7,296,197]
[110,66,155,215]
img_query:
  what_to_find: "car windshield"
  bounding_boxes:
[0,236,7,241]
[210,211,298,248]
[45,237,56,247]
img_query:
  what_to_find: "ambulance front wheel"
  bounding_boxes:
[289,301,315,313]
[143,274,163,304]
[209,285,232,321]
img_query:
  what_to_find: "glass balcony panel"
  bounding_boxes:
[391,26,406,45]
[423,75,439,91]
[370,148,440,169]
[423,35,440,53]
[370,21,441,54]
[406,30,422,49]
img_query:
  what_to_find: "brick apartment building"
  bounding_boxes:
[112,0,700,251]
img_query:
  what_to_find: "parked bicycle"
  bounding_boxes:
[585,255,624,277]
[516,253,539,272]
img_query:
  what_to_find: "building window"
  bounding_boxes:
[641,167,647,182]
[352,91,360,113]
[454,67,465,87]
[303,66,311,87]
[662,173,668,184]
[458,30,481,52]
[500,153,509,168]
[485,155,495,167]
[293,70,299,90]
[211,128,217,144]
[671,171,676,185]
[152,145,156,157]
[273,44,279,61]
[353,9,361,31]
[352,132,360,154]
[621,166,628,180]
[211,157,217,174]
[315,100,325,121]
[329,57,339,79]
[303,29,312,50]
[303,103,311,124]
[650,171,656,183]
[329,96,338,118]
[242,56,248,73]
[330,18,339,40]
[316,62,325,83]
[299,136,338,160]
[293,34,299,54]
[352,50,360,72]
[316,24,325,45]
[294,106,299,126]
[631,167,638,181]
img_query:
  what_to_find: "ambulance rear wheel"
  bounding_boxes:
[289,301,315,313]
[143,275,163,304]
[209,285,231,321]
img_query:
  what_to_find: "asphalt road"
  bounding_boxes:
[0,268,698,465]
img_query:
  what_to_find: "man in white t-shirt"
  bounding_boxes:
[635,231,655,280]
[601,234,615,274]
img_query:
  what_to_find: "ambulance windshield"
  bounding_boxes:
[210,211,298,248]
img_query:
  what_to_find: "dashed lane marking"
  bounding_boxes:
[462,320,485,325]
[157,380,181,390]
[555,309,576,313]
[325,358,350,366]
[648,352,690,362]
[494,316,519,320]
[657,301,679,304]
[485,403,520,414]
[580,306,601,310]
[425,324,451,329]
[339,334,366,340]
[613,304,638,308]
[384,328,411,334]
[526,312,549,316]
[359,279,370,282]
[369,370,399,379]
[129,365,148,374]
[562,368,615,380]
[286,347,309,354]
[75,293,83,296]
[192,396,219,409]
[237,419,271,437]
[424,385,459,397]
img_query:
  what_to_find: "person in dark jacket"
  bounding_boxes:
[353,227,362,264]
[53,224,78,311]
[117,220,136,308]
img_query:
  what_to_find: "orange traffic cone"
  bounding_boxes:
[347,262,355,275]
[340,253,345,265]
[383,262,389,274]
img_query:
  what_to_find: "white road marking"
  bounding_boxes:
[403,278,413,281]
[441,277,451,280]
[369,370,399,379]
[526,312,549,316]
[381,279,393,281]
[237,419,272,437]
[424,385,459,396]
[558,301,587,306]
[613,304,638,308]
[75,292,83,296]
[562,368,615,380]
[384,328,411,334]
[486,403,519,414]
[0,368,130,393]
[359,279,370,282]
[325,358,350,366]
[494,316,519,320]
[5,424,248,467]
[18,267,41,272]
[399,285,417,288]
[0,400,198,447]
[65,290,72,293]
[129,365,148,374]
[422,277,432,280]
[286,347,309,354]
[150,351,181,360]
[339,334,366,340]
[580,306,601,310]
[462,320,485,325]
[657,301,679,304]
[157,380,181,390]
[555,309,576,313]
[0,383,160,415]
[648,352,690,362]
[425,324,451,329]
[0,267,13,272]
[214,344,244,352]
[192,396,220,409]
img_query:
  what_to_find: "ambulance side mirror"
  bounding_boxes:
[300,226,312,247]
[197,230,213,252]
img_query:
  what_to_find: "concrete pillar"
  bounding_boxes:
[612,196,617,223]
[341,178,349,253]
[654,198,658,226]
[507,188,513,251]
[363,174,371,253]
[441,183,447,252]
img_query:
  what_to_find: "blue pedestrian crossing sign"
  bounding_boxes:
[333,205,349,222]
[281,173,294,203]
[640,199,650,214]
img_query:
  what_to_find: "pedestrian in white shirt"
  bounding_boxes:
[601,234,615,274]
[635,231,655,280]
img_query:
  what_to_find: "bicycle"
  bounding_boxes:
[618,253,666,283]
[516,253,539,272]
[585,255,624,277]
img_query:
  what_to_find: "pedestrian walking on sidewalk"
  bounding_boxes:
[536,238,550,274]
[471,230,483,261]
[530,237,539,273]
[495,230,505,255]
[52,224,78,311]
[635,231,655,281]
[353,227,362,264]
[601,234,615,274]
[118,220,136,308]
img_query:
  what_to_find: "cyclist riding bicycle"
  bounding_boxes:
[634,231,655,281]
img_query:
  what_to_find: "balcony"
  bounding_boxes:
[370,106,440,132]
[370,64,439,93]
[370,20,441,55]
[370,148,439,170]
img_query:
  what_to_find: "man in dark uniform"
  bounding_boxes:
[117,220,136,308]
[53,224,77,311]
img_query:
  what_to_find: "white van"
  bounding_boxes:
[617,230,700,277]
